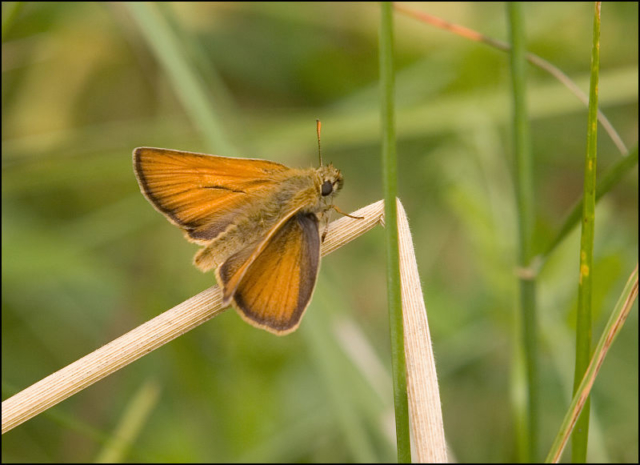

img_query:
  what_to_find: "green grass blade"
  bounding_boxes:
[571,3,602,461]
[95,380,161,463]
[125,2,236,155]
[379,3,410,462]
[508,3,539,461]
[546,264,638,462]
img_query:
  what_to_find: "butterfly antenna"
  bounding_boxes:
[316,119,323,166]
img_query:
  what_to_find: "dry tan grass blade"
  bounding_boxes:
[2,286,225,434]
[396,198,448,462]
[1,201,385,434]
[3,197,449,463]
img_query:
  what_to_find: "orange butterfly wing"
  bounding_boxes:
[133,147,289,243]
[216,212,321,335]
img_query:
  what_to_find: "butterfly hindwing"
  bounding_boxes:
[217,212,321,335]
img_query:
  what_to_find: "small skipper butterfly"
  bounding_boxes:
[133,122,351,335]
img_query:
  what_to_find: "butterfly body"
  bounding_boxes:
[133,147,343,335]
[194,165,340,270]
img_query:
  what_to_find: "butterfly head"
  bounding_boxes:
[317,164,344,200]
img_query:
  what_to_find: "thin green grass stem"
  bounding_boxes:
[379,3,410,462]
[508,3,539,461]
[571,3,601,462]
[547,264,638,462]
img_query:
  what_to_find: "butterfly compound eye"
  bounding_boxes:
[321,180,333,196]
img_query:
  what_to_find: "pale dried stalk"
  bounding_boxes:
[547,264,638,463]
[397,199,448,462]
[1,201,385,434]
[2,286,224,434]
[3,198,448,463]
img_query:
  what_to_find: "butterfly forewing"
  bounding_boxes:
[217,213,321,335]
[134,147,289,242]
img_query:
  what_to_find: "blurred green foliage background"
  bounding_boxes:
[2,2,637,462]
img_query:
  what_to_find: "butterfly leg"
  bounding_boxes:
[331,204,363,220]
